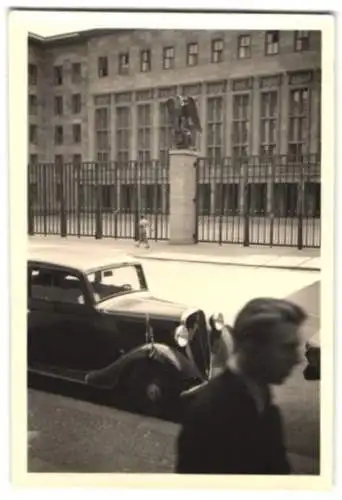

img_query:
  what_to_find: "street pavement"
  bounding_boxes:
[27,237,320,474]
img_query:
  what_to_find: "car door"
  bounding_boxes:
[28,265,113,372]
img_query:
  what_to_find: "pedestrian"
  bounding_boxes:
[176,297,307,475]
[136,214,151,249]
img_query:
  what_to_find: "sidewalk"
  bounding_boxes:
[28,235,321,272]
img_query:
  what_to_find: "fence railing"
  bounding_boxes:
[28,155,321,248]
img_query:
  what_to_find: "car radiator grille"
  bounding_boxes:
[186,310,210,378]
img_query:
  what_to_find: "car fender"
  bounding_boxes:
[85,342,201,389]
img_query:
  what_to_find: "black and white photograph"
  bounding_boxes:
[7,6,335,491]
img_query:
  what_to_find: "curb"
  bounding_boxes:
[130,254,321,272]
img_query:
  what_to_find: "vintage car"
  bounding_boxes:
[27,251,230,418]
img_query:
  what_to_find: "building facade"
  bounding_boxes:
[28,29,321,218]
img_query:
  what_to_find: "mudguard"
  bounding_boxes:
[85,342,203,390]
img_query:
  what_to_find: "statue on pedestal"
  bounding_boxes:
[165,95,202,150]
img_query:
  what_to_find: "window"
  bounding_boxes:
[215,183,239,215]
[198,183,211,215]
[87,265,143,303]
[73,124,81,143]
[207,96,223,163]
[260,91,278,156]
[55,126,63,145]
[54,66,63,85]
[238,35,251,59]
[140,49,151,72]
[55,154,63,167]
[294,31,310,51]
[121,184,134,212]
[116,107,130,164]
[29,183,38,204]
[187,43,198,66]
[137,104,151,164]
[29,154,38,165]
[273,183,298,217]
[29,64,37,85]
[95,107,110,161]
[211,38,224,63]
[247,183,267,215]
[288,88,309,158]
[101,185,116,211]
[163,46,175,70]
[72,93,82,114]
[29,268,86,305]
[29,124,37,144]
[98,56,108,78]
[304,182,320,217]
[119,52,129,75]
[29,94,37,115]
[232,94,250,158]
[71,62,82,83]
[159,102,173,166]
[265,31,279,55]
[54,96,63,116]
[73,154,82,166]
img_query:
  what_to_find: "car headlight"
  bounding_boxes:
[174,324,189,348]
[209,312,225,331]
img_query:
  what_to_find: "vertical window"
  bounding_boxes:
[73,154,82,166]
[288,88,309,157]
[29,94,37,115]
[232,94,250,158]
[137,104,151,164]
[72,94,82,114]
[260,91,278,156]
[73,124,81,143]
[29,64,37,85]
[119,53,129,75]
[116,107,130,164]
[294,31,310,52]
[238,35,251,59]
[29,154,38,165]
[71,62,82,83]
[29,124,37,144]
[54,125,63,145]
[163,46,175,70]
[207,96,223,163]
[54,96,63,116]
[98,56,108,78]
[54,66,63,85]
[140,50,151,72]
[187,43,198,66]
[265,31,279,55]
[211,38,224,63]
[95,107,110,162]
[247,184,267,215]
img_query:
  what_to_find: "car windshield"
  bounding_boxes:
[87,264,144,303]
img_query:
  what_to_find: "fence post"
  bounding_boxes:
[243,159,250,247]
[60,162,67,237]
[218,158,224,245]
[133,161,140,242]
[269,154,275,247]
[297,159,304,250]
[95,163,103,239]
[193,158,199,244]
[27,164,34,235]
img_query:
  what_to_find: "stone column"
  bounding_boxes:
[169,149,198,245]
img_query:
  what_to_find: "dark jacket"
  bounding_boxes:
[176,368,291,475]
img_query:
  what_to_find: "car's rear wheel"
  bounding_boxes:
[121,360,181,419]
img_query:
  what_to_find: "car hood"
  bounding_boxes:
[96,291,193,321]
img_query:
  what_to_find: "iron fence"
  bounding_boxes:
[28,155,321,248]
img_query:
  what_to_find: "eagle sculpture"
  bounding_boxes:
[165,95,202,150]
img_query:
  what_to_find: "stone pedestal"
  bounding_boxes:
[169,149,198,245]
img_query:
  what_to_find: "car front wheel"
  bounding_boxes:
[121,360,181,419]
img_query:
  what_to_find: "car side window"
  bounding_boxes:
[29,267,86,305]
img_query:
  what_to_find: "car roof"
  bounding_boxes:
[28,249,141,274]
